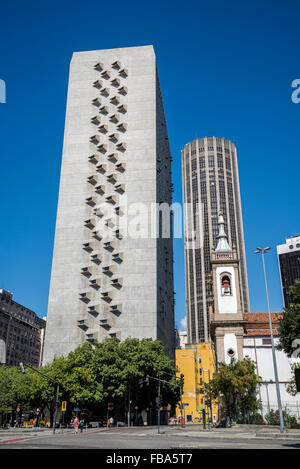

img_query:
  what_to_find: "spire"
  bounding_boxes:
[215,212,232,252]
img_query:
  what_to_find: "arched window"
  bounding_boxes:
[221,275,231,296]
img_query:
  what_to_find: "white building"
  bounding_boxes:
[243,312,300,419]
[43,46,174,364]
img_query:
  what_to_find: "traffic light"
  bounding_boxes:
[180,373,184,388]
[145,375,150,386]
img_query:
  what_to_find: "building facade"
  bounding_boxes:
[175,343,218,424]
[182,137,249,345]
[243,312,300,418]
[277,235,300,308]
[0,289,46,367]
[43,46,174,364]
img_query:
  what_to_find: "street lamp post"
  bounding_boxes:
[19,362,60,434]
[255,247,285,432]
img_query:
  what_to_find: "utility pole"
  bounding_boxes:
[255,247,285,432]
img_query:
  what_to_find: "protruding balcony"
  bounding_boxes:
[114,229,123,239]
[87,304,100,316]
[105,194,117,205]
[112,252,123,263]
[111,277,123,288]
[109,132,119,142]
[96,163,107,174]
[110,304,122,315]
[107,153,118,163]
[117,104,127,113]
[98,124,108,134]
[115,162,126,173]
[89,277,101,289]
[99,105,109,115]
[101,70,111,79]
[102,265,115,276]
[91,229,102,241]
[119,68,128,77]
[86,332,96,342]
[82,241,96,252]
[103,241,116,252]
[100,87,109,97]
[111,78,121,87]
[101,291,112,303]
[79,291,92,303]
[84,218,96,229]
[85,196,97,207]
[95,184,106,195]
[97,143,107,153]
[107,173,117,184]
[80,266,93,277]
[104,218,115,229]
[116,142,126,151]
[109,113,120,123]
[88,152,101,164]
[94,62,104,71]
[93,79,103,88]
[110,96,120,106]
[99,318,111,329]
[118,86,128,95]
[91,115,101,125]
[90,134,100,145]
[92,97,101,107]
[77,319,89,330]
[90,253,102,264]
[93,206,104,218]
[117,122,127,132]
[112,60,121,69]
[115,183,125,194]
[87,175,98,185]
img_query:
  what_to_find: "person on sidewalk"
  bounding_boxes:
[73,416,79,435]
[79,419,84,433]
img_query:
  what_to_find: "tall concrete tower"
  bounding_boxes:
[43,46,174,364]
[182,137,249,345]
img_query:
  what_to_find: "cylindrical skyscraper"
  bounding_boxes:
[182,136,249,344]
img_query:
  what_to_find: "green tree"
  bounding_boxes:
[277,279,300,358]
[286,363,300,397]
[208,357,260,425]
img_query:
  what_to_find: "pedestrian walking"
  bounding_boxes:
[79,419,84,433]
[73,416,79,435]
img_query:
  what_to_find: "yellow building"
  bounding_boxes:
[175,343,218,424]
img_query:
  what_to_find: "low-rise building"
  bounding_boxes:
[243,312,300,418]
[0,289,46,367]
[175,343,218,424]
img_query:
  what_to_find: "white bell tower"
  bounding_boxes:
[210,212,245,364]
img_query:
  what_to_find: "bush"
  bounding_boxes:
[265,409,298,428]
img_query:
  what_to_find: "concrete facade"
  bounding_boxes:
[43,46,174,364]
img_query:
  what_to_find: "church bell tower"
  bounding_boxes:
[210,212,246,364]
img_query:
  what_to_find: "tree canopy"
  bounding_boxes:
[277,278,300,358]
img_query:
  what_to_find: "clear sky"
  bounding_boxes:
[0,0,299,330]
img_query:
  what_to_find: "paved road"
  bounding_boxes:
[0,426,299,450]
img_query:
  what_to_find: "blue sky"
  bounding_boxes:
[0,0,299,329]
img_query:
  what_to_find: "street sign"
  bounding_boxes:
[61,401,67,412]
